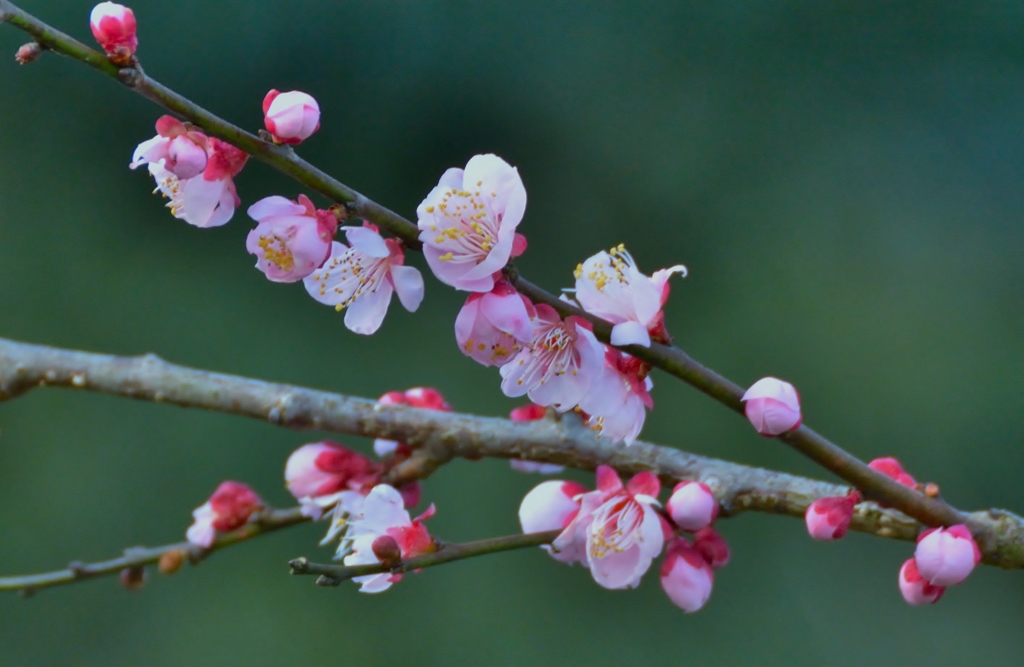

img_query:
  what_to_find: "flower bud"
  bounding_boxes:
[285,441,379,500]
[119,566,146,591]
[519,480,588,564]
[693,527,730,569]
[510,404,548,422]
[868,456,917,488]
[15,42,42,65]
[804,493,858,540]
[666,481,718,531]
[263,90,320,144]
[89,3,137,61]
[373,388,450,457]
[158,549,186,575]
[660,538,714,613]
[914,524,980,586]
[371,535,403,569]
[741,377,802,436]
[899,558,945,605]
[186,481,262,548]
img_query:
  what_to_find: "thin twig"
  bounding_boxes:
[0,507,308,595]
[288,530,561,586]
[0,336,1021,568]
[0,2,995,538]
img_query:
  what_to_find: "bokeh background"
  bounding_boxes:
[1,1,1023,665]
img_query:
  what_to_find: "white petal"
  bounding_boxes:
[344,226,390,258]
[610,321,651,347]
[344,282,394,335]
[390,265,425,312]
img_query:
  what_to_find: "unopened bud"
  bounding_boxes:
[158,549,186,575]
[89,3,138,62]
[741,377,802,436]
[119,566,146,591]
[805,493,858,541]
[923,482,940,498]
[372,535,402,569]
[15,42,42,65]
[693,526,731,569]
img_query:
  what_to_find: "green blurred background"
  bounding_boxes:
[1,1,1022,665]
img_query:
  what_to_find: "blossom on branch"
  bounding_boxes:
[508,404,564,474]
[246,195,337,282]
[372,387,451,458]
[263,90,320,145]
[130,115,209,180]
[519,479,588,563]
[554,466,665,589]
[455,280,536,367]
[914,524,980,586]
[303,224,424,335]
[143,137,247,228]
[868,457,918,489]
[417,154,527,292]
[186,481,262,548]
[499,304,605,411]
[666,481,718,532]
[804,491,859,541]
[341,485,437,593]
[573,245,686,347]
[660,537,714,613]
[577,348,653,445]
[898,558,945,606]
[693,526,731,569]
[741,376,802,436]
[285,441,380,520]
[89,2,136,62]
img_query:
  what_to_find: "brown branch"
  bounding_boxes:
[0,1,974,535]
[0,507,308,596]
[1,337,1021,569]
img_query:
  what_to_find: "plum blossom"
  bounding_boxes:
[899,558,945,606]
[508,404,564,474]
[341,484,436,593]
[577,348,653,445]
[284,441,380,520]
[741,376,802,436]
[519,479,589,563]
[693,527,731,569]
[304,224,424,335]
[914,525,980,586]
[90,2,137,61]
[130,115,209,180]
[804,491,860,541]
[499,304,605,411]
[574,245,686,347]
[868,457,918,489]
[666,481,718,532]
[372,387,451,458]
[660,538,714,613]
[144,137,247,228]
[186,481,262,548]
[15,42,42,65]
[263,90,320,144]
[455,280,536,367]
[554,466,665,589]
[245,195,337,282]
[417,154,527,292]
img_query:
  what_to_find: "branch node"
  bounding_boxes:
[315,574,340,587]
[67,560,86,577]
[117,67,140,87]
[288,557,309,575]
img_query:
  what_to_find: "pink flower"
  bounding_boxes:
[554,466,665,589]
[263,90,321,144]
[666,481,718,531]
[455,280,536,367]
[245,195,337,282]
[574,245,686,347]
[341,485,436,593]
[898,558,945,606]
[660,538,714,613]
[507,404,564,474]
[868,457,918,489]
[499,305,606,412]
[130,115,208,179]
[284,441,380,519]
[304,224,424,335]
[90,3,137,60]
[804,492,859,541]
[144,137,247,228]
[416,154,527,292]
[914,524,981,586]
[519,479,589,563]
[693,527,730,569]
[372,387,451,457]
[741,376,802,436]
[577,348,653,445]
[186,481,262,548]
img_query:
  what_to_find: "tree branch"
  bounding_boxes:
[288,530,562,587]
[1,336,1021,569]
[0,2,999,547]
[0,507,308,596]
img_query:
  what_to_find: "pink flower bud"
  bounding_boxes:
[119,566,146,591]
[15,42,42,65]
[372,388,451,457]
[660,538,714,613]
[899,558,945,605]
[666,481,718,531]
[914,524,981,586]
[804,493,858,540]
[741,376,802,436]
[285,441,379,500]
[371,535,403,569]
[246,194,336,282]
[693,527,731,569]
[186,481,262,548]
[519,480,588,564]
[89,3,137,60]
[868,457,917,488]
[263,90,321,144]
[510,404,547,422]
